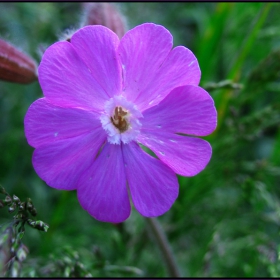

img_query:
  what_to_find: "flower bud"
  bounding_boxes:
[0,185,7,194]
[4,195,12,205]
[82,3,126,38]
[30,207,37,217]
[19,202,26,211]
[16,244,29,262]
[0,39,37,84]
[27,219,49,232]
[26,197,34,210]
[26,202,32,211]
[12,195,20,203]
[8,202,16,213]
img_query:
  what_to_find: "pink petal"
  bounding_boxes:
[24,98,100,148]
[137,131,212,177]
[38,41,109,112]
[32,130,106,190]
[122,141,179,217]
[77,143,130,223]
[71,25,122,97]
[134,46,201,111]
[119,23,173,106]
[141,85,217,136]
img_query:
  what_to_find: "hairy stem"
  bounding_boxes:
[146,217,181,277]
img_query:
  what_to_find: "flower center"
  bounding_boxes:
[111,106,129,133]
[100,96,142,145]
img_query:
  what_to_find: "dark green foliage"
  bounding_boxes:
[0,186,49,276]
[0,2,280,277]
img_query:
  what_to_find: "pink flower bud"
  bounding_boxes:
[0,39,37,84]
[82,3,126,38]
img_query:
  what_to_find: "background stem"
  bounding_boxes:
[146,217,181,277]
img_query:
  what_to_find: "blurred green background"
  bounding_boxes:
[1,2,280,277]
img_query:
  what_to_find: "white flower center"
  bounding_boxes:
[100,96,142,144]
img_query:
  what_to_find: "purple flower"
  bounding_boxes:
[24,23,217,223]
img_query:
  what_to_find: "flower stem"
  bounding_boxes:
[146,217,181,277]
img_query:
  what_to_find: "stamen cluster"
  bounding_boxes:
[111,106,128,132]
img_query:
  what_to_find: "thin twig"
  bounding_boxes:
[146,217,181,277]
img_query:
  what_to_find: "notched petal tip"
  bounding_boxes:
[123,142,179,218]
[142,85,217,137]
[138,132,213,178]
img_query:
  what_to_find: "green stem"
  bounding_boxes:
[146,218,181,277]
